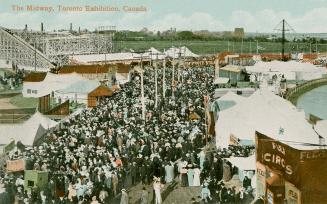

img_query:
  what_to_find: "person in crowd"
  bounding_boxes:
[120,189,129,204]
[153,177,163,204]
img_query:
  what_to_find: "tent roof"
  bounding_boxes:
[214,77,230,84]
[314,120,327,139]
[59,64,117,74]
[245,60,327,80]
[23,72,91,97]
[57,80,100,94]
[23,72,47,82]
[164,46,199,58]
[88,85,114,97]
[0,112,57,146]
[220,65,243,73]
[214,91,245,111]
[69,52,144,63]
[216,89,320,150]
[226,155,256,171]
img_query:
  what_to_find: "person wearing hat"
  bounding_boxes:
[111,172,118,197]
[164,161,174,183]
[187,164,195,187]
[153,177,163,204]
[90,195,100,204]
[120,188,129,204]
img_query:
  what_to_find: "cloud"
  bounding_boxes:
[149,12,226,31]
[229,8,327,33]
[0,6,326,33]
[291,8,327,32]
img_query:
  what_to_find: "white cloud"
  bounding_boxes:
[149,12,226,31]
[0,7,326,33]
[291,8,327,32]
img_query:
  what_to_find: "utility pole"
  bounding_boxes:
[140,54,145,121]
[133,51,147,121]
[316,41,318,53]
[172,50,175,97]
[177,49,182,82]
[154,54,158,109]
[282,19,285,60]
[250,41,252,54]
[274,19,295,61]
[163,56,166,99]
[241,38,243,54]
[256,40,259,54]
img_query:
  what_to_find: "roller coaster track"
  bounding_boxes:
[0,26,55,71]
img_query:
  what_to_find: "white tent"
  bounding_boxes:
[226,155,256,182]
[0,111,57,146]
[314,120,327,139]
[245,60,327,81]
[214,91,246,111]
[55,80,100,104]
[144,47,165,60]
[69,52,143,64]
[164,46,199,58]
[226,154,256,171]
[215,89,320,149]
[23,72,90,98]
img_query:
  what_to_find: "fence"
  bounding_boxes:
[285,77,327,104]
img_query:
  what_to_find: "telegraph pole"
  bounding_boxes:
[274,19,295,61]
[177,49,182,82]
[155,54,158,109]
[282,19,285,60]
[163,56,166,99]
[250,41,252,54]
[140,55,145,121]
[172,50,175,97]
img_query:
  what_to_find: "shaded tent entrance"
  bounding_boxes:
[87,85,114,107]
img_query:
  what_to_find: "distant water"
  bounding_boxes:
[297,85,327,120]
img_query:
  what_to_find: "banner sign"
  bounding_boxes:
[6,159,25,172]
[255,132,301,186]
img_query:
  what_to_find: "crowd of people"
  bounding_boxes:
[0,63,254,204]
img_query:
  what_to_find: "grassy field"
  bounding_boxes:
[10,94,38,108]
[114,40,327,55]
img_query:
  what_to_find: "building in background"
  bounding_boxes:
[219,65,246,84]
[234,28,245,38]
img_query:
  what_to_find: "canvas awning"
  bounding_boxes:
[214,77,230,84]
[226,155,256,171]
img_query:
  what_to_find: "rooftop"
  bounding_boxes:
[23,72,47,82]
[220,65,243,73]
[58,63,130,74]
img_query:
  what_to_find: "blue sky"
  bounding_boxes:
[0,0,326,32]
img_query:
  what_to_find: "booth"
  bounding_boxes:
[255,132,327,204]
[24,170,48,192]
